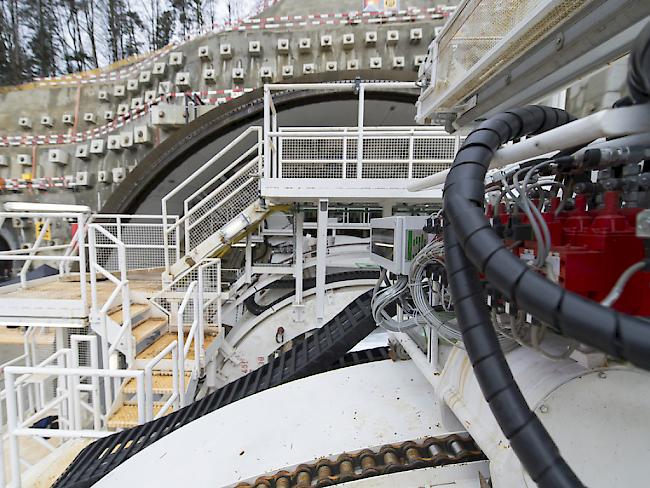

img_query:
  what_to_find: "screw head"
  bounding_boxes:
[539,404,549,414]
[598,371,607,379]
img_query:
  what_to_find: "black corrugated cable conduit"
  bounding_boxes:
[445,102,650,484]
[443,106,586,487]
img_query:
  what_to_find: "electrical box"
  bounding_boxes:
[62,113,74,125]
[152,62,166,75]
[120,131,134,149]
[134,126,151,145]
[365,31,377,46]
[169,52,183,66]
[48,149,68,165]
[386,30,399,46]
[347,59,360,70]
[260,66,273,81]
[175,72,191,90]
[127,79,139,92]
[232,67,245,82]
[203,67,217,83]
[98,170,112,184]
[393,56,405,69]
[198,45,211,60]
[343,33,355,49]
[114,85,126,97]
[320,35,333,49]
[16,154,32,166]
[139,70,152,85]
[282,65,294,78]
[299,38,311,53]
[107,135,121,151]
[303,63,315,74]
[112,167,126,183]
[370,57,382,69]
[83,112,97,124]
[410,28,423,43]
[248,40,261,55]
[75,144,89,159]
[117,103,129,116]
[40,116,53,127]
[370,216,429,275]
[131,97,144,110]
[220,43,232,59]
[104,110,115,121]
[277,39,289,54]
[18,117,32,129]
[90,139,105,154]
[151,104,186,127]
[98,90,110,102]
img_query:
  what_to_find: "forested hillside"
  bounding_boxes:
[0,0,261,84]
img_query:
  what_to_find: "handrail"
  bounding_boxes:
[4,364,146,488]
[184,160,259,235]
[174,157,260,231]
[88,223,132,409]
[176,281,199,407]
[0,211,88,311]
[161,126,262,275]
[144,340,179,421]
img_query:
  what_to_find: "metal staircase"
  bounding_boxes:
[162,126,270,281]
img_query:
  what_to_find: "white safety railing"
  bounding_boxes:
[162,126,262,275]
[0,206,89,312]
[268,126,459,180]
[177,282,201,407]
[91,214,181,272]
[144,340,179,421]
[88,224,133,399]
[3,357,147,488]
[261,83,459,182]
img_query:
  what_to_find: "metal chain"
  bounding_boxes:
[234,433,484,488]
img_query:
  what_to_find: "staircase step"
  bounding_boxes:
[107,403,173,429]
[123,372,190,395]
[133,318,167,345]
[109,304,150,325]
[137,333,219,361]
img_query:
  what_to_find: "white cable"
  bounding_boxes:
[601,260,647,307]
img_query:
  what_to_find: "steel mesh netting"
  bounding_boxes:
[186,164,259,251]
[279,134,457,179]
[93,220,177,272]
[281,138,344,161]
[362,137,410,160]
[433,0,588,108]
[281,162,344,178]
[412,162,454,178]
[413,136,456,160]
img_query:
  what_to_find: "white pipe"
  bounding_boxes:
[3,202,91,213]
[408,102,650,191]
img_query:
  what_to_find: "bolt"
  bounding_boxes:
[539,404,549,414]
[159,111,165,118]
[598,371,607,379]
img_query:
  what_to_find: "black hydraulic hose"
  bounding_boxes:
[443,105,583,487]
[628,21,650,103]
